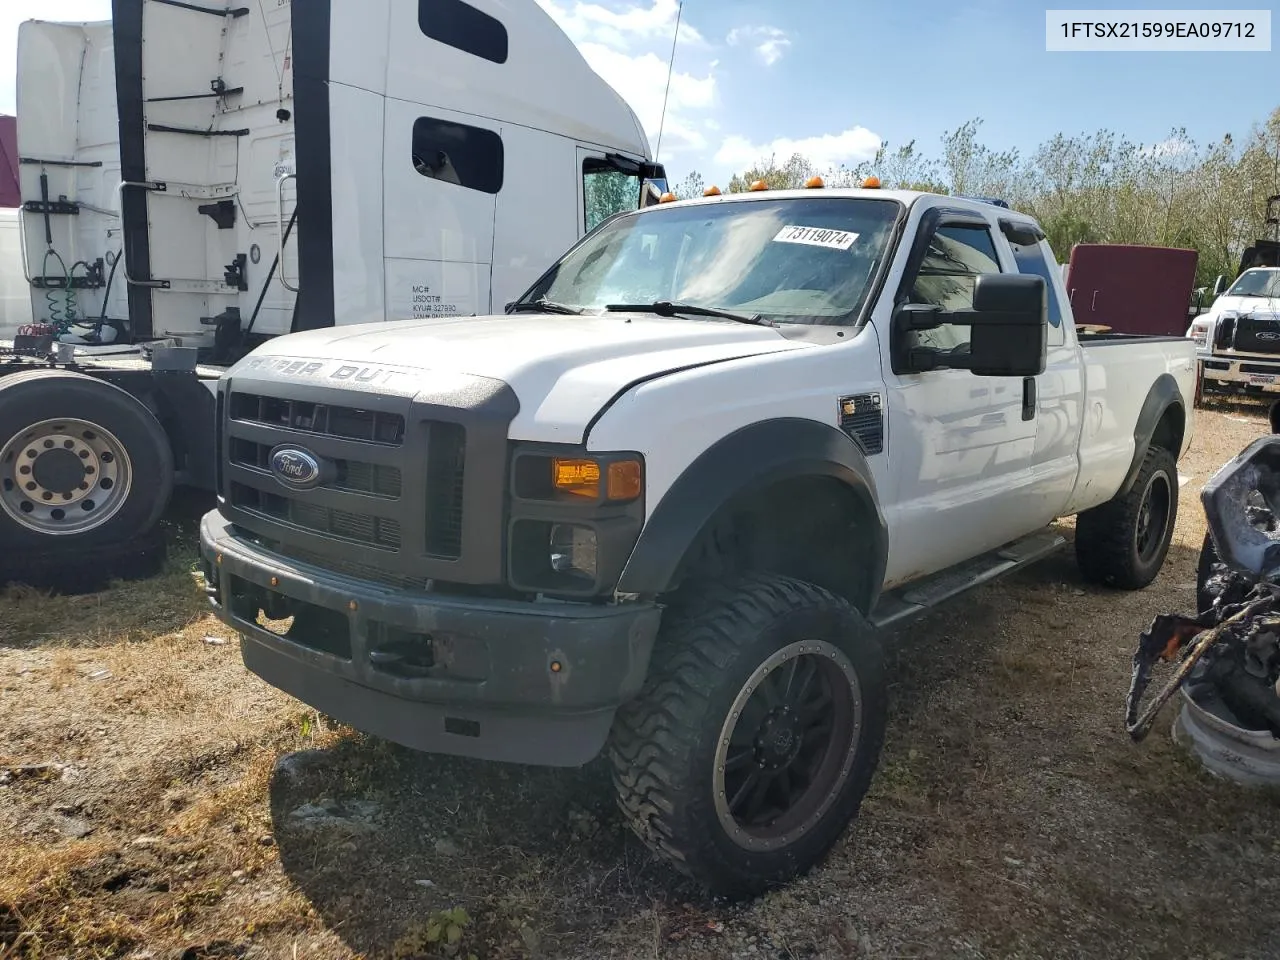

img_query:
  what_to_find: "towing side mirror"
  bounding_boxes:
[966,274,1048,377]
[891,274,1046,378]
[1213,274,1227,297]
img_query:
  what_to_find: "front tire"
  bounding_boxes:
[1075,445,1178,589]
[607,574,886,898]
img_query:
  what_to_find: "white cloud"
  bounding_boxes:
[1141,136,1195,159]
[535,0,718,161]
[576,42,715,155]
[726,25,792,66]
[536,0,703,50]
[0,0,114,113]
[715,126,882,172]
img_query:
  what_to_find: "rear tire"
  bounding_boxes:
[1075,445,1178,589]
[0,523,168,594]
[607,574,886,899]
[0,369,173,549]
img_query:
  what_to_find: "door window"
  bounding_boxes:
[909,223,1002,356]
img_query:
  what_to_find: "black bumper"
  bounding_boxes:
[199,510,662,766]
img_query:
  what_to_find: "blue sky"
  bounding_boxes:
[4,0,1278,188]
[534,0,1280,186]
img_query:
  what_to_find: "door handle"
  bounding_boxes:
[1022,377,1036,421]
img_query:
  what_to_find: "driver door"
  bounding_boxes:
[878,210,1039,585]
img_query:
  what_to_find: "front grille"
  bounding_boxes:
[229,438,402,498]
[229,391,406,445]
[1232,315,1280,355]
[230,482,402,549]
[222,382,488,579]
[425,422,466,558]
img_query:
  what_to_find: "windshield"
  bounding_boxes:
[520,197,902,326]
[1227,269,1280,299]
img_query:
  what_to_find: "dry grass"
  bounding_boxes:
[2,403,1280,959]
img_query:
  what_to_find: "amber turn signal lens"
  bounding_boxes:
[553,458,601,497]
[606,460,642,501]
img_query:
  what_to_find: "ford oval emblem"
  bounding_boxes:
[269,445,323,489]
[1258,331,1280,342]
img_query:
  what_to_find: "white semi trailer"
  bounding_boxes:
[0,0,666,585]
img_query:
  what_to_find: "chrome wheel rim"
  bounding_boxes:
[713,639,863,852]
[0,418,133,535]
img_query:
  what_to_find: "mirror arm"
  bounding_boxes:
[897,303,947,330]
[908,347,973,372]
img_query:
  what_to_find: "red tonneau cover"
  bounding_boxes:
[1065,244,1198,337]
[0,115,18,208]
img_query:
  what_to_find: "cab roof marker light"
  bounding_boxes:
[804,176,825,189]
[861,176,881,189]
[748,180,768,192]
[704,185,722,196]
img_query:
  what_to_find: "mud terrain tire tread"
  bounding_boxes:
[1075,444,1178,590]
[607,573,886,898]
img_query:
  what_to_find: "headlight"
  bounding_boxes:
[508,447,645,597]
[550,457,643,502]
[549,523,598,582]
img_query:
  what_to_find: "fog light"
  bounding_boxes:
[549,524,597,581]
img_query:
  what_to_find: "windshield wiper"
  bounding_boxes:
[605,300,771,326]
[509,298,584,315]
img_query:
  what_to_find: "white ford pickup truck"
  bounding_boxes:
[199,186,1196,897]
[1187,266,1280,398]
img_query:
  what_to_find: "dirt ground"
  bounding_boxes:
[3,404,1280,960]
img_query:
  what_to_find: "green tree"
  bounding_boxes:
[672,171,705,198]
[584,171,642,231]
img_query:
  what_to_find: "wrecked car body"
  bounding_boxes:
[1126,435,1280,783]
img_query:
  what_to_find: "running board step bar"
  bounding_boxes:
[869,530,1067,629]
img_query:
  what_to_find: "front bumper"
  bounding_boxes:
[1199,356,1280,395]
[199,510,663,766]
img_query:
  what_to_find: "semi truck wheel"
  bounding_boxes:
[0,370,174,553]
[607,574,886,898]
[1074,445,1178,590]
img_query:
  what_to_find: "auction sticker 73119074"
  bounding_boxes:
[772,225,860,250]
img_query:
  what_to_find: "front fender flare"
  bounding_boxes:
[615,418,888,608]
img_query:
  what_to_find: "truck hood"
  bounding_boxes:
[1210,296,1280,320]
[237,312,809,443]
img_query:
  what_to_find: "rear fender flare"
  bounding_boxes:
[1117,373,1185,498]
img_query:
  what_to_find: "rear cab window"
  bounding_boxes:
[1008,235,1066,346]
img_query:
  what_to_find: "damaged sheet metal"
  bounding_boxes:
[1124,436,1280,782]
